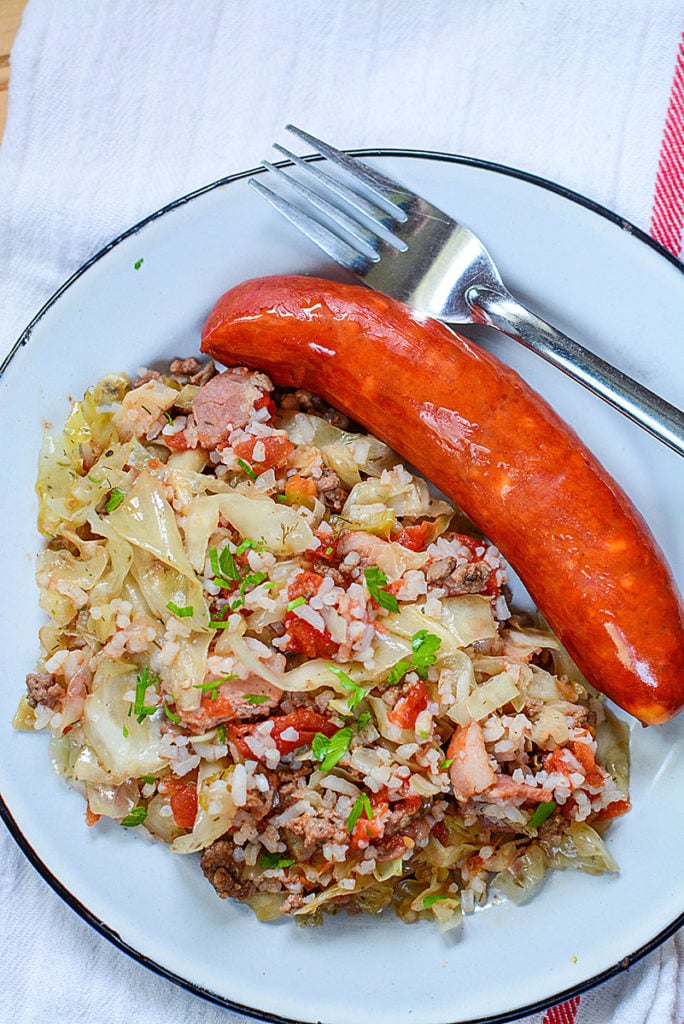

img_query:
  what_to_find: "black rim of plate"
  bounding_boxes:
[1,148,682,1024]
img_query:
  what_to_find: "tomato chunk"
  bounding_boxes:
[387,681,430,730]
[230,708,338,760]
[393,522,429,551]
[162,774,198,829]
[233,434,294,472]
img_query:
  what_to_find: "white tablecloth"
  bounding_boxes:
[1,3,682,1022]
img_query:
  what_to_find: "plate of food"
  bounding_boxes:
[1,147,682,1024]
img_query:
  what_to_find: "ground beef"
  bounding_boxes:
[25,672,63,709]
[243,783,277,822]
[276,388,354,430]
[426,555,491,595]
[169,357,217,386]
[272,765,310,812]
[132,368,162,387]
[284,807,348,850]
[375,816,431,862]
[316,468,347,514]
[200,840,257,900]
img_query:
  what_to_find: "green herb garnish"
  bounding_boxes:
[193,679,223,701]
[105,487,126,513]
[440,758,454,770]
[133,666,159,723]
[237,457,258,480]
[140,774,157,784]
[121,806,147,827]
[235,538,267,555]
[411,630,441,678]
[163,410,174,424]
[364,566,399,614]
[311,726,354,772]
[423,894,449,908]
[134,258,144,270]
[346,792,373,832]
[216,724,226,744]
[245,693,269,705]
[209,545,240,587]
[166,600,194,618]
[387,658,413,686]
[122,724,129,738]
[163,701,181,724]
[259,852,295,870]
[528,800,556,829]
[287,596,307,611]
[327,665,366,712]
[88,474,103,484]
[356,710,372,730]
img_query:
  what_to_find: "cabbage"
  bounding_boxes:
[595,710,630,797]
[172,759,236,854]
[83,662,165,783]
[145,792,185,843]
[493,844,548,904]
[281,412,398,485]
[385,596,496,652]
[459,669,521,724]
[158,630,212,710]
[545,821,619,874]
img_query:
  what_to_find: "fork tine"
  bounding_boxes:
[249,178,376,275]
[261,159,407,256]
[285,124,410,221]
[272,143,401,234]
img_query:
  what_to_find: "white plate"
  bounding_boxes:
[1,151,683,1024]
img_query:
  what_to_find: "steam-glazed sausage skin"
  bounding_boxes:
[201,275,684,725]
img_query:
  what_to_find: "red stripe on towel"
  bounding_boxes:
[650,32,684,256]
[543,995,581,1024]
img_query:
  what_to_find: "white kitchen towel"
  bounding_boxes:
[0,2,682,1023]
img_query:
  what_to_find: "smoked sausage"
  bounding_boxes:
[201,275,684,725]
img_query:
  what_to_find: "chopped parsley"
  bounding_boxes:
[163,700,181,724]
[440,758,454,770]
[387,630,441,685]
[134,258,144,270]
[235,538,267,555]
[166,600,194,618]
[140,774,157,785]
[209,545,240,586]
[193,679,224,701]
[132,667,159,723]
[387,658,413,686]
[357,710,372,730]
[287,596,307,612]
[326,665,366,712]
[411,630,442,678]
[237,457,258,480]
[364,565,399,614]
[346,792,373,832]
[87,474,103,484]
[259,852,295,871]
[528,800,556,829]
[325,546,334,556]
[216,724,226,744]
[122,724,129,738]
[245,693,269,705]
[423,894,449,908]
[120,806,147,827]
[105,487,126,513]
[311,726,354,772]
[163,410,174,424]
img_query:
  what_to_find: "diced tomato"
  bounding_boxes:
[285,474,317,508]
[287,570,324,600]
[306,532,338,563]
[270,709,338,754]
[591,797,631,822]
[387,681,430,730]
[180,689,235,732]
[162,774,198,829]
[569,741,605,788]
[229,708,337,760]
[254,395,277,422]
[284,615,339,658]
[165,429,194,451]
[233,434,294,472]
[393,522,429,551]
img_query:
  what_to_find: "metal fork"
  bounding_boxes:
[250,125,684,457]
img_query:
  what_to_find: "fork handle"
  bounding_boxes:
[466,285,684,457]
